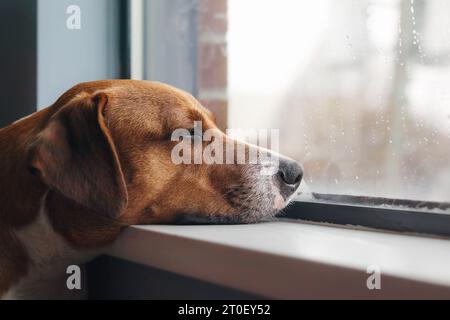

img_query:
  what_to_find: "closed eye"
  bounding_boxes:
[188,127,204,138]
[167,127,200,141]
[175,128,200,140]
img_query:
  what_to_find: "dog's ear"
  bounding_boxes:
[28,92,128,218]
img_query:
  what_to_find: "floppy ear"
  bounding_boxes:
[28,93,128,218]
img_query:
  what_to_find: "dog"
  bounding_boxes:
[0,80,302,299]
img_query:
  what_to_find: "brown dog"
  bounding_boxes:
[0,80,302,299]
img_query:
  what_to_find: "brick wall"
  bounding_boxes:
[197,0,228,131]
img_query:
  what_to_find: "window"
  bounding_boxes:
[139,0,450,234]
[0,0,126,127]
[228,0,450,204]
[142,0,228,130]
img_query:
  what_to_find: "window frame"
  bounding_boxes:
[0,0,37,127]
[282,197,450,238]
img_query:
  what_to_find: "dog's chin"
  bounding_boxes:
[172,204,283,225]
[172,185,296,225]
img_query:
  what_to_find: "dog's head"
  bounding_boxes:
[29,80,302,225]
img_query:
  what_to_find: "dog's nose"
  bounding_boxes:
[277,159,303,189]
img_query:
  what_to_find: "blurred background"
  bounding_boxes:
[228,0,450,202]
[1,0,449,203]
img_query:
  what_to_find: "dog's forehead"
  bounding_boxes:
[112,81,191,110]
[101,80,215,135]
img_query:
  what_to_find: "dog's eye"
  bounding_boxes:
[187,127,203,138]
[175,126,203,140]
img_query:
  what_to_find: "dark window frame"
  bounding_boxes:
[0,0,37,127]
[281,196,450,238]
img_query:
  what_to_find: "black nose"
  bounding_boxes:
[277,159,303,189]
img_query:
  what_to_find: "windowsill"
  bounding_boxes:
[106,219,450,299]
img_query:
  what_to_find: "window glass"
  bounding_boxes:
[228,0,450,202]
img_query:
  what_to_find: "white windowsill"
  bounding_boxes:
[106,219,450,299]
